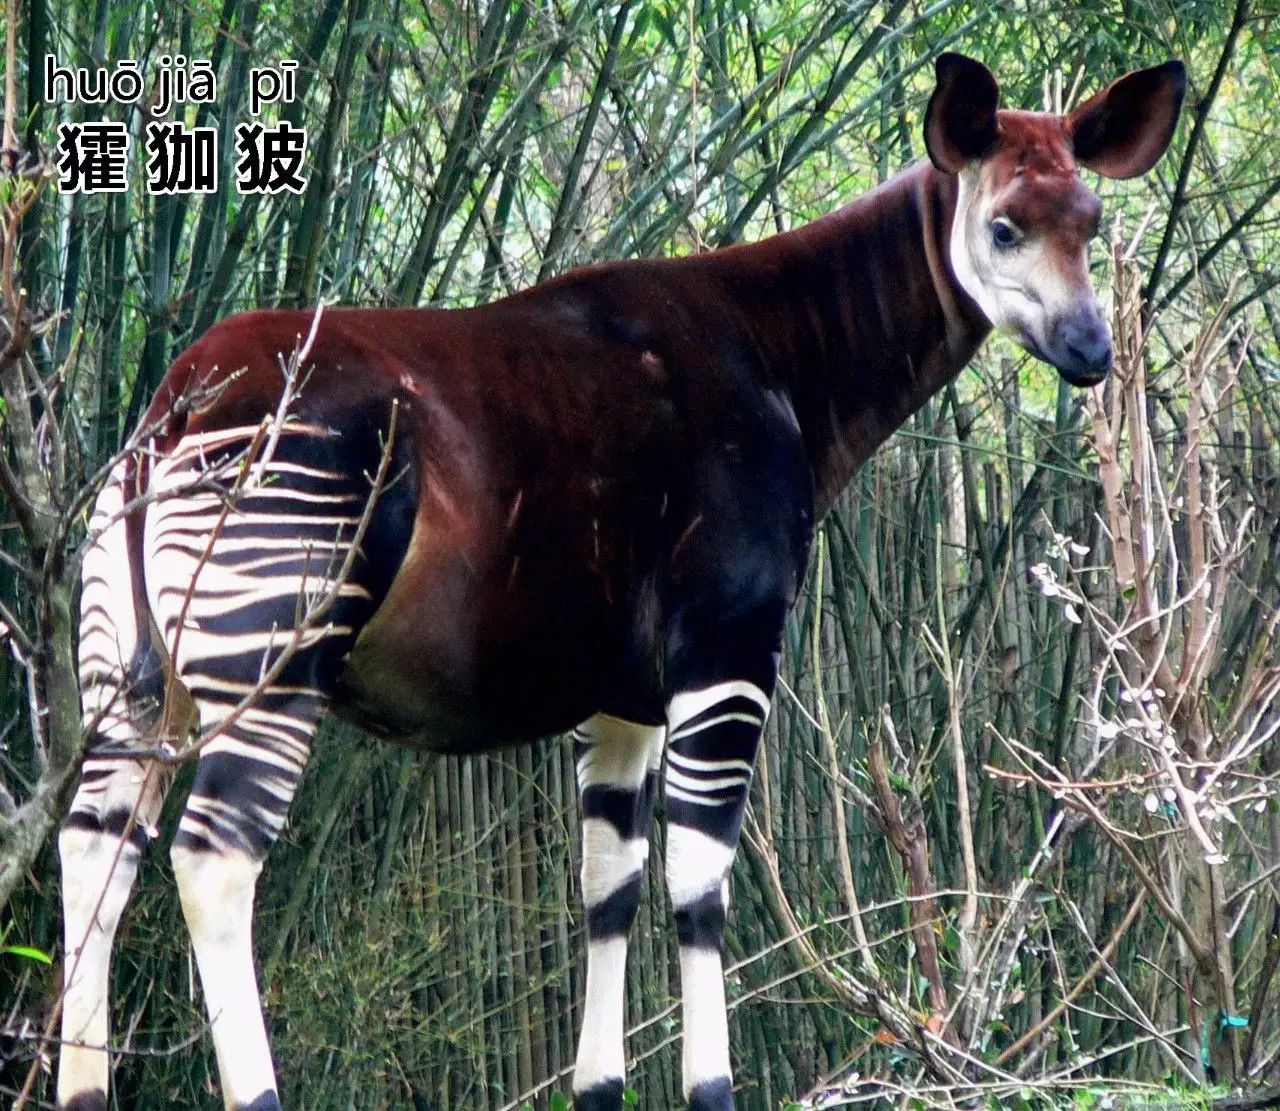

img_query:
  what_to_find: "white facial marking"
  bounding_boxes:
[949,165,1093,361]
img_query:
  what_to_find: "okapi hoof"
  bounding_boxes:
[574,1077,624,1109]
[688,1076,734,1111]
[60,1095,108,1111]
[235,1093,282,1111]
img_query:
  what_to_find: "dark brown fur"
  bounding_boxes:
[141,163,985,750]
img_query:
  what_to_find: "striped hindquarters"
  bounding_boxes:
[144,422,384,856]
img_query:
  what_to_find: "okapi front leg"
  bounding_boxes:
[664,678,773,1111]
[571,713,664,1109]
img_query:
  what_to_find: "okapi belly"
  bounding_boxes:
[331,481,666,751]
[333,633,596,754]
[333,633,512,753]
[333,580,661,752]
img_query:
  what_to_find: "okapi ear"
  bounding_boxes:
[1067,60,1187,179]
[924,53,1001,174]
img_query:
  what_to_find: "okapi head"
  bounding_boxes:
[925,52,1186,386]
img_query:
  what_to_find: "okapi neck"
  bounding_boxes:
[709,161,991,516]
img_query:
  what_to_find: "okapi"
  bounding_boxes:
[58,53,1185,1110]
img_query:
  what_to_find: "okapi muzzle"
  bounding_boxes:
[926,52,1186,388]
[1047,296,1113,386]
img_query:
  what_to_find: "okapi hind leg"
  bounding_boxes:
[59,468,175,1110]
[571,713,665,1109]
[58,756,172,1110]
[146,425,386,1110]
[168,692,327,1111]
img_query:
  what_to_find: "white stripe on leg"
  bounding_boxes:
[573,935,629,1091]
[663,678,771,1108]
[572,715,663,1104]
[667,681,771,728]
[679,947,731,1097]
[170,846,277,1109]
[666,825,737,1102]
[57,827,142,1106]
[59,758,170,1108]
[665,825,735,908]
[580,819,649,909]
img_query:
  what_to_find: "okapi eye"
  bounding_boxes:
[990,218,1021,250]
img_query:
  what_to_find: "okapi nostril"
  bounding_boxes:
[1057,315,1111,372]
[1067,336,1109,363]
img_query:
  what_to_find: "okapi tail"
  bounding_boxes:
[77,448,188,764]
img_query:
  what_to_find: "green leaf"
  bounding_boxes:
[622,1089,640,1106]
[349,18,418,47]
[650,8,678,49]
[2,944,52,965]
[550,1092,569,1111]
